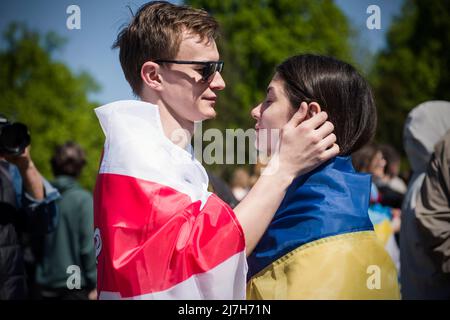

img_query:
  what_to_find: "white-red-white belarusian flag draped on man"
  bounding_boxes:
[93,100,247,300]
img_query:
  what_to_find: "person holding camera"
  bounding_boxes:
[0,115,59,300]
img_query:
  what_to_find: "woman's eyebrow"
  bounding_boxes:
[266,86,276,98]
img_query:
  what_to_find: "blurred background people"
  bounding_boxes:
[379,144,407,194]
[207,171,238,208]
[376,144,406,240]
[230,167,251,202]
[249,155,270,188]
[401,100,450,299]
[0,115,59,300]
[353,143,400,271]
[369,144,405,214]
[35,141,96,300]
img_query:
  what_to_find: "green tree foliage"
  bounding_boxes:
[0,23,103,190]
[187,0,353,176]
[372,0,450,150]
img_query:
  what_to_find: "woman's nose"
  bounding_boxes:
[251,104,261,120]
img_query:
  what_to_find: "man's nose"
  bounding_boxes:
[209,71,226,90]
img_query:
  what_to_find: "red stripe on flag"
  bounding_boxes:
[94,173,245,298]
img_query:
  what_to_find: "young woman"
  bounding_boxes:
[247,54,400,299]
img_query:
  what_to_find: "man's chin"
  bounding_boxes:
[201,108,217,120]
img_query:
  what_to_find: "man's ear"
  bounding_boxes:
[306,102,322,119]
[141,61,162,91]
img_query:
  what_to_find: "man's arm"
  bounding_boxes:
[5,146,60,234]
[4,146,44,200]
[234,103,339,255]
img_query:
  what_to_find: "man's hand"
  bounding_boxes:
[88,288,97,300]
[235,102,339,255]
[267,102,339,180]
[3,145,32,171]
[3,146,44,200]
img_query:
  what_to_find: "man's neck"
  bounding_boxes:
[140,94,194,149]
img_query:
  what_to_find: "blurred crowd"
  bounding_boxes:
[1,100,449,300]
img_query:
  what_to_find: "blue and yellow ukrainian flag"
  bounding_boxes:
[247,157,400,300]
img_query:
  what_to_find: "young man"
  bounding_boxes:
[94,1,339,300]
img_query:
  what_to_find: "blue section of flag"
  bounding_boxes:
[248,156,374,279]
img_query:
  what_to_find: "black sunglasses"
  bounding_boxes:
[154,60,224,82]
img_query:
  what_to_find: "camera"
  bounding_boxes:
[0,115,31,156]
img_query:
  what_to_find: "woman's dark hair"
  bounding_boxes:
[51,141,86,178]
[276,54,377,156]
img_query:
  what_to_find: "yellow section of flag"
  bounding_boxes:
[247,231,400,300]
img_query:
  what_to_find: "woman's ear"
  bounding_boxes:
[305,102,322,119]
[141,61,162,91]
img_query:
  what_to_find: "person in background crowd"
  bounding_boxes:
[353,143,400,271]
[401,100,450,299]
[249,156,269,188]
[378,144,405,245]
[0,115,59,300]
[206,171,238,208]
[35,141,96,300]
[230,167,251,202]
[379,144,407,194]
[369,144,405,212]
[414,129,450,299]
